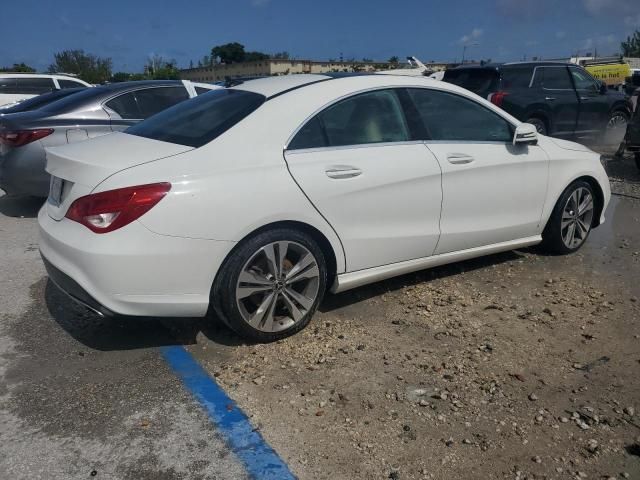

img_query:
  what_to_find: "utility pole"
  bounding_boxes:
[461,43,479,64]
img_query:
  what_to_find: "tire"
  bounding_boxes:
[604,110,629,145]
[540,180,596,254]
[635,152,640,171]
[211,228,327,342]
[526,117,547,136]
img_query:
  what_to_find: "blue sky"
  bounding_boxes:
[2,0,639,72]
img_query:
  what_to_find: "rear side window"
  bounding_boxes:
[15,77,55,94]
[443,69,499,96]
[534,67,573,90]
[289,89,409,149]
[500,67,534,89]
[58,79,86,89]
[407,88,513,142]
[105,91,140,119]
[126,89,265,148]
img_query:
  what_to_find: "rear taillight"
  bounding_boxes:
[0,129,53,147]
[65,183,171,234]
[488,91,509,107]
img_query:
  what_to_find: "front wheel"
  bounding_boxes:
[541,181,596,254]
[211,228,327,342]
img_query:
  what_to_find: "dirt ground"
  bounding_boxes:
[186,150,640,480]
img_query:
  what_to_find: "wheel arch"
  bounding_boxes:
[525,109,552,133]
[545,175,605,230]
[217,220,340,293]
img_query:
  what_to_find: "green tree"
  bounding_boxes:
[245,51,270,62]
[621,29,640,57]
[48,50,112,84]
[211,42,246,63]
[110,72,132,82]
[388,56,400,64]
[145,55,180,80]
[0,62,36,72]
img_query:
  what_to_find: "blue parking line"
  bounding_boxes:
[161,346,296,480]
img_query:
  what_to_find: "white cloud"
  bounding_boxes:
[582,0,635,15]
[624,14,640,27]
[458,28,483,45]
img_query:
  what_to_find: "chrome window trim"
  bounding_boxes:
[285,85,518,152]
[285,140,426,155]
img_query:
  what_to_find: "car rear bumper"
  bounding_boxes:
[0,142,49,197]
[38,206,236,318]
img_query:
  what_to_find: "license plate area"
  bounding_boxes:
[48,176,64,206]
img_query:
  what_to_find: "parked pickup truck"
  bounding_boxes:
[443,62,632,142]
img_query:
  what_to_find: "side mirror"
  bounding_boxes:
[513,123,538,145]
[599,82,607,94]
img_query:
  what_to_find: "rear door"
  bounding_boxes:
[569,66,609,135]
[284,88,442,272]
[405,87,548,254]
[531,66,579,137]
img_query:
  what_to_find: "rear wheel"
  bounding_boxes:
[526,117,547,136]
[541,181,596,254]
[212,228,327,342]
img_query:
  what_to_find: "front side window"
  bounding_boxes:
[534,67,573,90]
[569,67,599,92]
[126,89,265,148]
[14,77,56,94]
[134,86,190,118]
[407,88,512,142]
[289,89,409,149]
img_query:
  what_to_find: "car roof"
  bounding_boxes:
[448,61,577,72]
[229,74,331,98]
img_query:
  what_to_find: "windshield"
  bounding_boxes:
[443,69,500,97]
[126,89,266,148]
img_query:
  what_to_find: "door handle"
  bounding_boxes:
[446,154,475,165]
[545,97,556,101]
[325,166,362,179]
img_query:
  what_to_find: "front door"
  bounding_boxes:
[404,88,549,254]
[284,89,442,272]
[569,66,610,136]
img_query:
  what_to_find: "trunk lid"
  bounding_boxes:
[45,132,193,220]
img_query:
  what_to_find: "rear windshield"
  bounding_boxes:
[443,69,499,96]
[40,87,107,113]
[126,89,266,148]
[1,88,84,113]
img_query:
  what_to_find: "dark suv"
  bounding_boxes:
[443,62,632,140]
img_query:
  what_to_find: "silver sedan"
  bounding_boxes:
[0,80,217,197]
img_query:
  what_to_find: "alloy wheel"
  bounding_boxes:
[561,187,594,249]
[235,241,320,333]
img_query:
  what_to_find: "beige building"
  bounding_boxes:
[180,59,450,82]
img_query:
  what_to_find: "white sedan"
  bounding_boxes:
[38,74,610,341]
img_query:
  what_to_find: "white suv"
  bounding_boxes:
[0,73,92,107]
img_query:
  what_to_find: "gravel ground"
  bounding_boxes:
[187,150,640,480]
[0,145,639,480]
